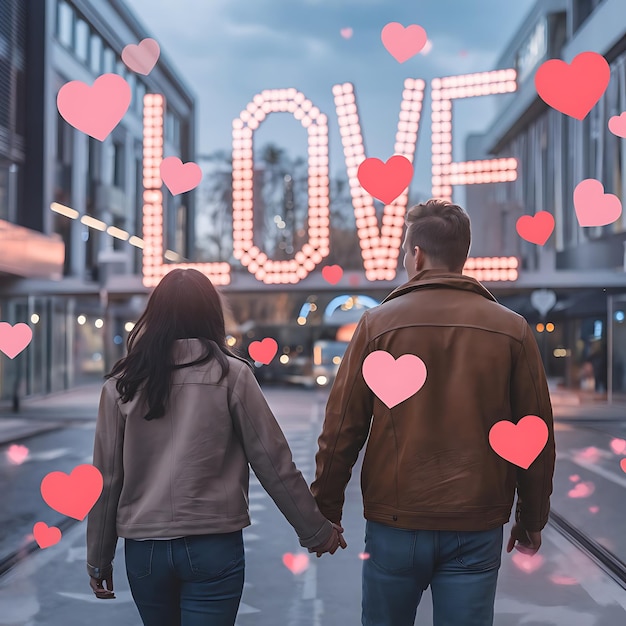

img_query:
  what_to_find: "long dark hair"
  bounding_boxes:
[106,268,249,420]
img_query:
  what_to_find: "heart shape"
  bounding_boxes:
[568,481,594,498]
[160,157,203,195]
[589,506,599,514]
[512,552,544,574]
[358,552,370,560]
[0,322,33,359]
[33,522,62,549]
[381,22,428,63]
[282,553,309,575]
[608,112,626,138]
[357,155,414,205]
[7,444,29,465]
[515,212,555,245]
[610,438,626,455]
[121,38,160,75]
[40,464,103,521]
[574,179,622,227]
[57,74,131,141]
[248,338,278,365]
[620,458,626,473]
[340,28,353,40]
[322,265,343,285]
[569,474,580,482]
[488,415,548,469]
[362,351,427,409]
[534,51,610,120]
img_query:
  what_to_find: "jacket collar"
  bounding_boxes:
[382,269,499,305]
[171,338,210,365]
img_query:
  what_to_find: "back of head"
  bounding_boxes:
[108,268,237,420]
[405,199,471,272]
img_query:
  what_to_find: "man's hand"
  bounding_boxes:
[308,523,348,558]
[89,573,115,599]
[506,522,541,556]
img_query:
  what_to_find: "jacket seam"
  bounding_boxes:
[369,323,525,345]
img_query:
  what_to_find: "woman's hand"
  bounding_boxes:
[89,573,116,599]
[308,523,348,558]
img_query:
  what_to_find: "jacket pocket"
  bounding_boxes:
[124,539,154,579]
[183,532,244,580]
[455,527,503,571]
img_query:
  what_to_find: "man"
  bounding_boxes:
[310,199,555,626]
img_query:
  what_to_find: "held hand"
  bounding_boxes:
[506,522,541,556]
[308,523,347,557]
[89,573,116,599]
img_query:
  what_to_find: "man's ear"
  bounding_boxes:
[414,246,422,271]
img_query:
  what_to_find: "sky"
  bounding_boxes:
[123,0,537,202]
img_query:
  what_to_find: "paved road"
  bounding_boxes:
[1,386,626,625]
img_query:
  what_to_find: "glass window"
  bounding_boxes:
[90,33,102,74]
[57,1,74,48]
[113,142,125,188]
[103,47,115,73]
[135,81,146,113]
[75,19,89,62]
[115,59,126,79]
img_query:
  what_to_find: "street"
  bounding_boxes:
[1,386,626,625]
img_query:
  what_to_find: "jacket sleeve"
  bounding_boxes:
[86,381,125,578]
[228,364,333,549]
[311,311,374,524]
[510,320,556,532]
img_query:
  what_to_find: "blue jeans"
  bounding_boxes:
[362,521,503,626]
[125,532,245,626]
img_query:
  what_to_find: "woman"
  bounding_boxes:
[86,268,345,625]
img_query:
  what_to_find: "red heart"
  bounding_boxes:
[535,52,610,120]
[160,157,203,195]
[33,522,62,549]
[322,265,343,285]
[40,464,103,521]
[488,415,548,469]
[620,458,626,473]
[57,74,131,141]
[248,338,278,365]
[282,553,309,575]
[357,155,414,205]
[515,212,555,245]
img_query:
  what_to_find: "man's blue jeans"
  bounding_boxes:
[362,521,503,626]
[125,532,245,626]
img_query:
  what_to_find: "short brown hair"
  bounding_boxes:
[405,199,471,271]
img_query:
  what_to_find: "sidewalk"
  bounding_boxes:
[0,382,624,447]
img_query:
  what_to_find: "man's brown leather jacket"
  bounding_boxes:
[312,269,555,533]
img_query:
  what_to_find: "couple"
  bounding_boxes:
[86,200,555,626]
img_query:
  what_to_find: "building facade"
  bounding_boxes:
[0,0,196,400]
[466,0,626,397]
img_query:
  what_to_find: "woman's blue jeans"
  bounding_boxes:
[125,531,245,626]
[362,521,503,626]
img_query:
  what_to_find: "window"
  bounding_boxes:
[573,0,604,33]
[113,142,125,188]
[115,59,126,79]
[103,47,115,73]
[56,1,74,48]
[75,19,89,62]
[90,33,102,74]
[135,81,146,113]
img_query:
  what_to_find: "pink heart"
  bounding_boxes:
[569,474,580,482]
[322,265,343,285]
[610,438,626,455]
[589,506,599,514]
[574,179,622,227]
[357,155,414,205]
[608,112,626,138]
[362,351,427,409]
[160,157,203,195]
[340,28,353,40]
[568,481,594,498]
[381,22,427,63]
[512,552,544,574]
[121,38,160,75]
[515,212,555,245]
[33,522,62,549]
[7,444,29,465]
[248,338,278,365]
[57,74,131,141]
[282,553,309,575]
[0,322,33,359]
[488,416,548,469]
[358,552,370,560]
